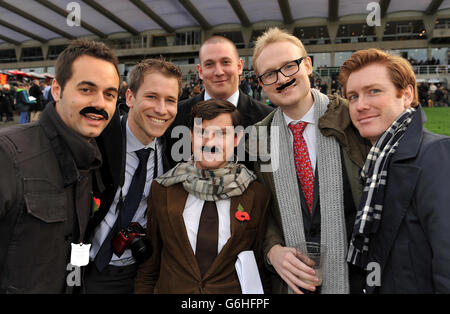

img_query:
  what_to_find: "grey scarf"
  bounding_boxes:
[271,89,349,294]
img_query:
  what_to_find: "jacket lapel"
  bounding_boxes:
[166,184,201,278]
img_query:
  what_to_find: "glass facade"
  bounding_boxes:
[334,51,353,67]
[309,53,331,68]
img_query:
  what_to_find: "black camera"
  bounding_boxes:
[112,222,152,263]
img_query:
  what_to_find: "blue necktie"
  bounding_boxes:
[120,148,152,228]
[94,148,152,272]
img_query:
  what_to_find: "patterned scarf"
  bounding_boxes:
[347,107,417,268]
[155,159,256,201]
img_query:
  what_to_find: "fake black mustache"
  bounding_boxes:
[79,107,109,120]
[276,78,296,91]
[202,146,220,153]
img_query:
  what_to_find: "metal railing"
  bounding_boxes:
[412,65,449,75]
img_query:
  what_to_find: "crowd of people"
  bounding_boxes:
[0,27,449,296]
[0,79,54,124]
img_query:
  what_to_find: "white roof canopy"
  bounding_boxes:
[0,0,448,45]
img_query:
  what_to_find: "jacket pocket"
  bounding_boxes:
[23,178,68,223]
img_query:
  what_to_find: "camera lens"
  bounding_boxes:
[130,237,152,263]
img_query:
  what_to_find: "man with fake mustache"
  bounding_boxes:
[249,28,371,294]
[0,40,120,293]
[134,99,271,294]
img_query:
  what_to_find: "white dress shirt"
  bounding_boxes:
[90,120,163,266]
[183,195,231,255]
[204,89,240,108]
[283,103,317,173]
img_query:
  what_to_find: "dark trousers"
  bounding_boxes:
[83,263,139,294]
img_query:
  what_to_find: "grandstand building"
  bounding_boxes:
[0,0,449,86]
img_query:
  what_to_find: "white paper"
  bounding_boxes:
[28,96,36,101]
[235,250,264,294]
[70,243,91,267]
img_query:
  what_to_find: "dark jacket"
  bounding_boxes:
[164,89,274,168]
[0,103,101,293]
[15,88,35,113]
[364,107,450,293]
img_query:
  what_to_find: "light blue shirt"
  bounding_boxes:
[90,119,163,266]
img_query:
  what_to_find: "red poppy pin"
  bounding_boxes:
[92,197,101,213]
[235,203,250,225]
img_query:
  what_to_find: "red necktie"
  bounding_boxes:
[288,122,314,215]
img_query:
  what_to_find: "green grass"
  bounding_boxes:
[423,107,450,136]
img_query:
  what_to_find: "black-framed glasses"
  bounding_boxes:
[258,57,305,86]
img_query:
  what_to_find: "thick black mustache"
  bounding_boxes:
[202,146,219,153]
[276,78,296,91]
[79,107,109,120]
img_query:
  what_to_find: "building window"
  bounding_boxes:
[213,31,244,48]
[336,24,376,43]
[0,49,16,63]
[103,36,147,49]
[334,51,353,67]
[48,45,68,60]
[383,21,427,41]
[294,26,331,45]
[309,53,331,68]
[435,18,450,29]
[175,31,201,46]
[152,36,168,47]
[21,47,44,62]
[249,30,266,48]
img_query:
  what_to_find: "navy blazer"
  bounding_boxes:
[365,106,450,293]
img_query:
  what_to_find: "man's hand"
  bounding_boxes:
[267,244,319,294]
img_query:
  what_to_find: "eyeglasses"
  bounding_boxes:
[258,57,305,86]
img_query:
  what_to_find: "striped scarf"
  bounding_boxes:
[347,107,417,268]
[155,159,256,201]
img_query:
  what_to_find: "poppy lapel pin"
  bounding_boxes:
[235,203,250,225]
[92,197,101,213]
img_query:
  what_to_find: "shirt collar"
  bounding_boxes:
[204,89,240,108]
[283,102,316,126]
[126,119,156,153]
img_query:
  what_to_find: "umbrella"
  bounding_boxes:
[27,72,46,79]
[7,70,31,77]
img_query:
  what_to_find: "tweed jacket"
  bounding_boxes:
[134,180,271,294]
